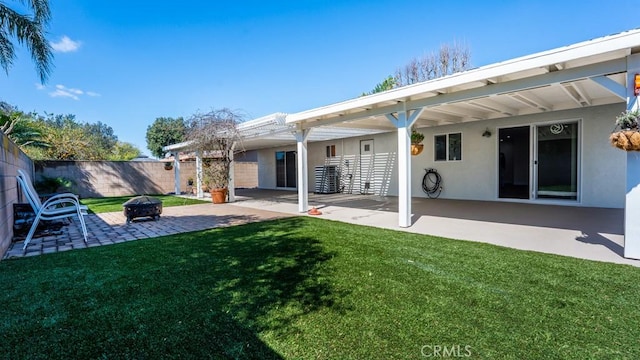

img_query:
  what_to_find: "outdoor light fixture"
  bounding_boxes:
[635,74,640,96]
[482,128,492,138]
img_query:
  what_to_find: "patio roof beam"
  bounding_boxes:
[560,83,589,106]
[291,59,626,129]
[590,75,627,100]
[409,59,625,109]
[467,100,517,116]
[508,93,551,111]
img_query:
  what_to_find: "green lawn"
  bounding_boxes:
[80,195,210,214]
[1,217,639,359]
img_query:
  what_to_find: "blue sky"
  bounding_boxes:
[2,0,639,157]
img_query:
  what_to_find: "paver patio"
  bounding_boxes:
[3,202,291,259]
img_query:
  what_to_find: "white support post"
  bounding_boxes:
[196,150,204,198]
[228,142,236,203]
[173,152,181,195]
[295,129,310,213]
[625,54,640,259]
[386,107,425,228]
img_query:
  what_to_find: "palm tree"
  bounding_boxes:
[0,0,53,83]
[0,102,48,148]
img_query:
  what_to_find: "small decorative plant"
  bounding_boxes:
[615,110,640,130]
[610,109,640,151]
[411,129,425,144]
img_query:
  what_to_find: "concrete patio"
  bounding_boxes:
[230,189,636,267]
[4,189,638,267]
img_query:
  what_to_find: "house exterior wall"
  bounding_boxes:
[0,133,34,257]
[256,103,625,208]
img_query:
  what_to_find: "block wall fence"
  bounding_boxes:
[35,160,258,198]
[0,133,34,257]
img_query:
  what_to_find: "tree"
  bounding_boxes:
[108,141,141,161]
[185,109,244,195]
[84,121,118,152]
[26,112,139,160]
[145,117,186,158]
[0,101,47,147]
[394,41,471,87]
[0,0,54,83]
[361,75,396,96]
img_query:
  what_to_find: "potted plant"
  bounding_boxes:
[610,109,640,151]
[187,177,195,195]
[203,159,231,203]
[411,128,425,156]
[186,108,244,204]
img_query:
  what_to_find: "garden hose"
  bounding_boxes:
[422,168,442,199]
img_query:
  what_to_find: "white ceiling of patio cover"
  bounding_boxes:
[238,113,389,150]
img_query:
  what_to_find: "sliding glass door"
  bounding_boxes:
[535,122,579,200]
[276,151,296,188]
[498,121,579,201]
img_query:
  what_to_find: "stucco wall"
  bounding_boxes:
[256,103,626,208]
[36,160,258,198]
[0,134,34,257]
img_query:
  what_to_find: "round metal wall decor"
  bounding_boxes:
[550,124,564,134]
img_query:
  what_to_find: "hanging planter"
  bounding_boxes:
[164,162,174,170]
[411,143,424,155]
[411,129,424,156]
[610,110,640,151]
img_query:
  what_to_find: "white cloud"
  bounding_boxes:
[43,84,100,101]
[51,36,81,53]
[50,89,79,101]
[55,84,83,95]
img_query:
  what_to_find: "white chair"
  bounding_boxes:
[16,169,88,250]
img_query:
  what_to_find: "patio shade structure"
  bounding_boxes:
[162,113,388,201]
[165,29,640,259]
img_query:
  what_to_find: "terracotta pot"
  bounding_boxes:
[411,143,424,156]
[211,188,228,204]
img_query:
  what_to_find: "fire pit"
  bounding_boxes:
[123,196,162,224]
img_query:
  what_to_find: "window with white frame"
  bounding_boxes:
[434,133,462,161]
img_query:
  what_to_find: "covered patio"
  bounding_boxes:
[230,189,633,266]
[163,29,640,260]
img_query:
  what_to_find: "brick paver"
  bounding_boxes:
[3,203,290,259]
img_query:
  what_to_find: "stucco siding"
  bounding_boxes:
[256,103,626,208]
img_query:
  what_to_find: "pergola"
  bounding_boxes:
[165,29,640,259]
[162,113,388,200]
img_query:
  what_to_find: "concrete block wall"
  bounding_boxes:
[36,160,258,198]
[234,162,258,188]
[35,161,195,198]
[0,134,34,257]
